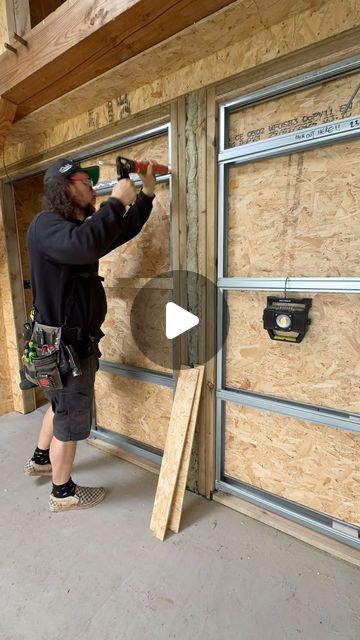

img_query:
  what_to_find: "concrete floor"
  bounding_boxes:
[1,406,359,640]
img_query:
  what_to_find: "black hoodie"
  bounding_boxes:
[27,192,153,335]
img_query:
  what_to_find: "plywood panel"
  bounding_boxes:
[225,402,360,526]
[85,135,170,279]
[95,371,172,450]
[101,286,172,373]
[228,70,360,146]
[13,174,44,406]
[0,284,13,415]
[227,140,360,277]
[13,174,43,304]
[226,291,360,413]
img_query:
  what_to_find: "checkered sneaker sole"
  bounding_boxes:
[24,459,52,477]
[49,485,106,512]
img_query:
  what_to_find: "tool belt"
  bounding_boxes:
[21,322,83,391]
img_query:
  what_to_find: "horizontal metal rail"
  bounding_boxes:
[99,359,174,388]
[218,277,360,294]
[219,115,360,165]
[90,426,162,465]
[217,389,360,435]
[215,480,360,550]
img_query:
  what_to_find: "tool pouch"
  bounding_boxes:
[24,322,64,390]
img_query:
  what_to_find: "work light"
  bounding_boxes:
[263,297,312,343]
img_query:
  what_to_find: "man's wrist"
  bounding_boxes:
[141,187,154,198]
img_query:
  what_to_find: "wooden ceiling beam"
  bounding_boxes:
[0,0,238,122]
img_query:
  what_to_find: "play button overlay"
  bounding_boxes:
[130,270,229,370]
[166,302,199,339]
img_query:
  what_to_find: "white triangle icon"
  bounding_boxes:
[165,302,199,339]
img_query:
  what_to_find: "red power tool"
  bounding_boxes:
[116,156,170,181]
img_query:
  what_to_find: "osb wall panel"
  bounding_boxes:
[101,287,172,373]
[228,70,360,146]
[84,135,172,373]
[95,371,172,450]
[84,136,170,279]
[13,174,44,406]
[4,0,359,161]
[0,189,14,413]
[226,291,360,413]
[13,175,43,309]
[227,140,360,277]
[0,285,13,414]
[225,402,360,526]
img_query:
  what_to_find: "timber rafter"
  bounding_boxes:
[0,0,238,123]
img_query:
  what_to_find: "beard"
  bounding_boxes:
[83,202,96,218]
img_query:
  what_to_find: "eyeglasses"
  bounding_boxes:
[70,177,94,188]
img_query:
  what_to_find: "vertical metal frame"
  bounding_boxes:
[215,58,360,547]
[88,121,177,448]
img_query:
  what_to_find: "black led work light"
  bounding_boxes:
[263,296,312,343]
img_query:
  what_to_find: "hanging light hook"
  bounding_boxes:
[284,276,290,298]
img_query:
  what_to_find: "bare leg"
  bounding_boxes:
[50,437,77,485]
[37,405,55,450]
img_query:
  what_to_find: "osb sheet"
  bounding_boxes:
[226,291,360,413]
[227,140,360,277]
[98,182,170,279]
[84,136,170,278]
[13,175,43,299]
[228,70,360,146]
[95,371,172,450]
[225,402,360,526]
[101,287,172,373]
[0,285,13,415]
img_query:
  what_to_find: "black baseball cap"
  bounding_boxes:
[44,158,100,186]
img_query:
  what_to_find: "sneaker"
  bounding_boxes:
[24,458,52,477]
[49,485,106,512]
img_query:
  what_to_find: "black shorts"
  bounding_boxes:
[43,352,98,442]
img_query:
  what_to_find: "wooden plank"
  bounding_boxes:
[87,437,160,476]
[213,492,360,568]
[171,97,187,372]
[1,0,144,99]
[204,86,217,498]
[0,0,238,118]
[6,0,31,41]
[177,96,188,369]
[196,88,208,497]
[0,97,16,150]
[168,365,205,533]
[150,367,199,540]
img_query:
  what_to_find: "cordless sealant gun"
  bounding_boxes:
[115,157,170,181]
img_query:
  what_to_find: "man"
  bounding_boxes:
[23,156,156,512]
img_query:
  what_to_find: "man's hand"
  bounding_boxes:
[111,179,137,207]
[138,161,156,198]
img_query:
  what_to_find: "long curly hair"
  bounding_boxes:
[42,176,75,219]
